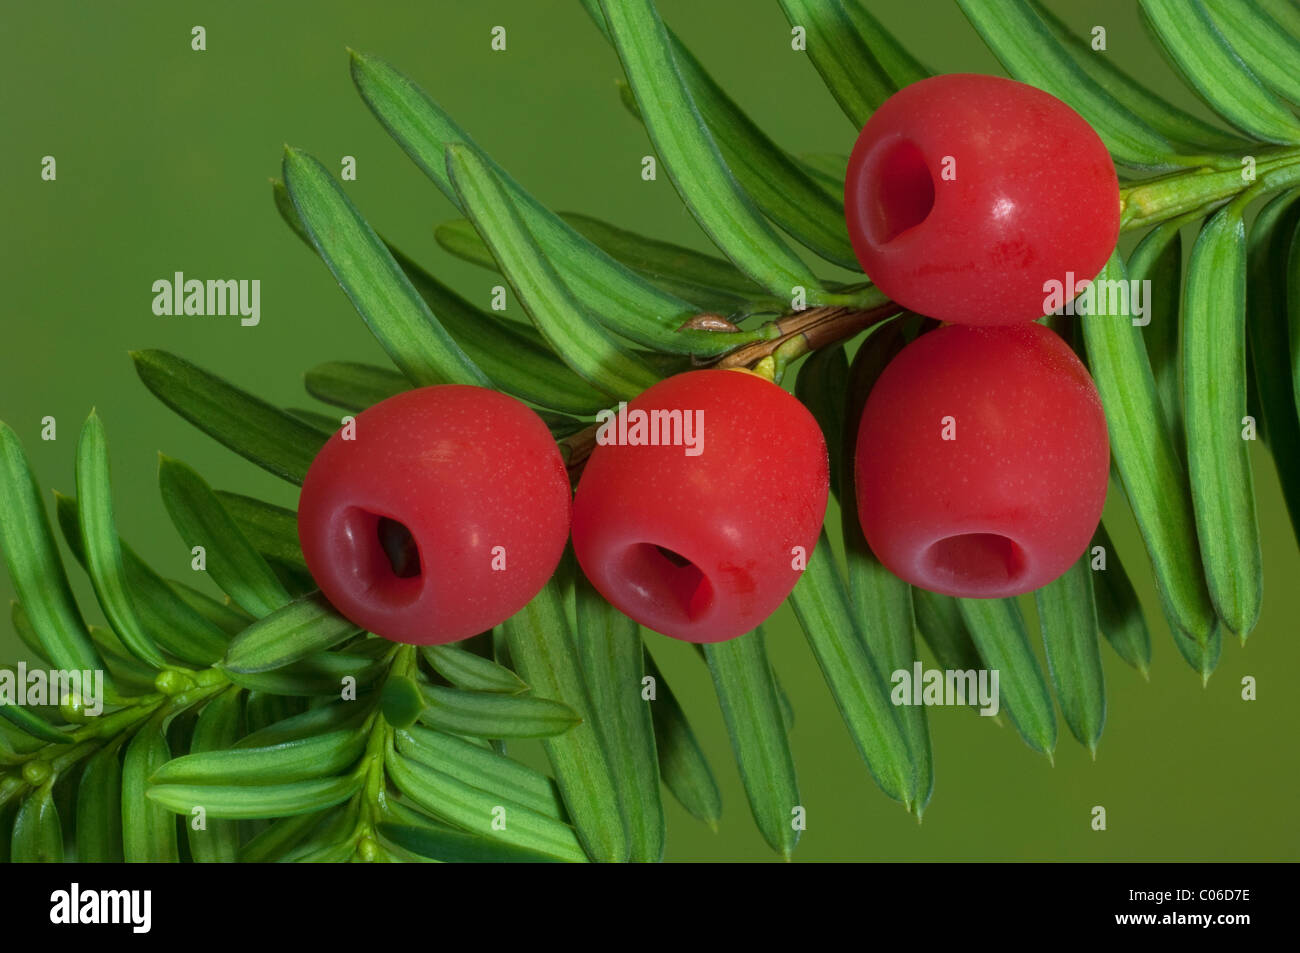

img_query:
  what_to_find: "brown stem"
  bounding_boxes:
[560,426,599,476]
[716,303,897,369]
[559,301,900,479]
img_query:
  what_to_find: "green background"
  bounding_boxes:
[2,0,1296,861]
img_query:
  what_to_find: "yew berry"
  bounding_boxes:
[572,369,828,643]
[297,386,571,645]
[854,323,1109,598]
[844,73,1119,325]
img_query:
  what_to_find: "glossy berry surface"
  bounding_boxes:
[572,370,828,643]
[854,323,1109,598]
[844,73,1119,326]
[297,385,571,645]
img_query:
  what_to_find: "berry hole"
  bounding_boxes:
[655,545,694,569]
[620,543,713,624]
[332,507,424,607]
[924,533,1025,589]
[863,138,935,245]
[377,516,421,579]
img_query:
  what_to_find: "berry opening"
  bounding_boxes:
[863,138,935,245]
[377,516,421,578]
[618,543,714,624]
[655,545,694,569]
[334,507,424,606]
[924,533,1026,589]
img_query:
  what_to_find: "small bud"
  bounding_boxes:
[59,694,89,723]
[358,836,382,862]
[154,669,196,696]
[678,313,739,333]
[22,760,52,787]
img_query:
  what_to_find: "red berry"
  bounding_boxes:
[572,370,828,643]
[297,385,571,645]
[854,323,1108,598]
[844,74,1119,326]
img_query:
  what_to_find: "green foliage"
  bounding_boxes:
[4,0,1300,863]
[960,0,1192,170]
[788,532,918,809]
[1082,256,1220,672]
[445,143,660,399]
[1247,190,1300,544]
[1090,523,1153,677]
[1140,0,1300,144]
[573,571,664,861]
[703,629,800,857]
[602,0,822,296]
[1182,202,1262,638]
[281,147,490,390]
[958,598,1058,758]
[1036,557,1107,754]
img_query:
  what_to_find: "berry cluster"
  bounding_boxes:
[847,74,1116,600]
[297,370,827,646]
[297,73,1118,646]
